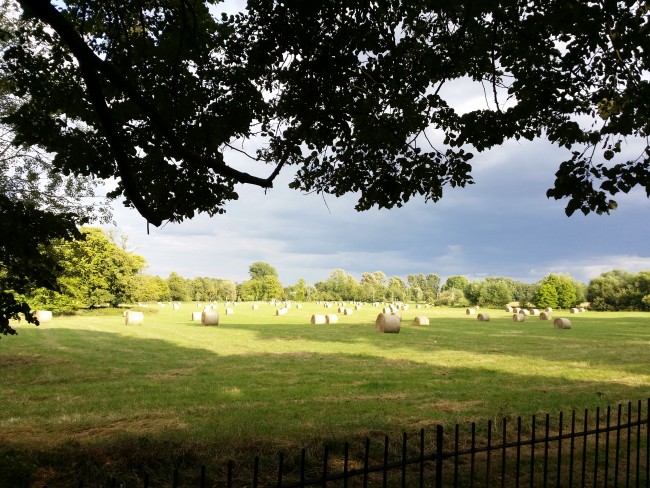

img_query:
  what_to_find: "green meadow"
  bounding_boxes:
[1,303,649,485]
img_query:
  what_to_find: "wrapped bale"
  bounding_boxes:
[225,308,234,315]
[477,313,490,321]
[540,311,552,321]
[544,307,553,312]
[252,304,259,310]
[519,309,530,316]
[355,305,362,311]
[579,307,586,312]
[124,310,144,326]
[34,310,52,323]
[201,310,219,325]
[191,311,202,321]
[413,316,429,326]
[276,308,288,316]
[570,308,579,314]
[311,314,327,324]
[505,306,513,313]
[375,313,401,333]
[296,304,302,309]
[382,307,392,314]
[344,308,353,315]
[466,308,475,315]
[325,314,338,324]
[530,309,539,316]
[512,313,525,322]
[554,318,572,329]
[173,303,180,310]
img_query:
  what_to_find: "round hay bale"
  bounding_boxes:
[382,307,392,314]
[296,304,302,309]
[505,306,513,313]
[311,314,327,324]
[512,313,525,322]
[554,318,572,329]
[519,309,530,316]
[375,313,401,333]
[34,310,52,323]
[201,310,219,325]
[544,307,553,312]
[466,308,475,315]
[355,305,361,311]
[173,303,180,310]
[413,316,429,326]
[324,303,332,308]
[225,308,234,315]
[416,304,422,309]
[252,304,259,310]
[530,309,539,316]
[579,307,586,313]
[337,307,345,313]
[513,307,521,313]
[191,311,202,321]
[344,308,353,315]
[401,304,409,311]
[570,308,579,314]
[477,312,490,321]
[325,314,338,324]
[540,311,552,321]
[276,308,288,316]
[124,310,144,326]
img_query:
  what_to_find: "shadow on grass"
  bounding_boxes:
[1,324,648,487]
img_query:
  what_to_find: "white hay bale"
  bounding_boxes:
[416,304,422,309]
[570,308,579,314]
[413,316,429,326]
[191,312,202,321]
[579,307,586,313]
[530,309,539,316]
[477,312,490,321]
[338,307,345,313]
[296,304,302,309]
[197,303,202,308]
[512,313,525,322]
[466,308,475,315]
[344,308,353,315]
[355,305,361,310]
[276,308,288,316]
[225,308,234,315]
[34,310,53,323]
[234,302,238,307]
[252,304,259,310]
[554,318,572,329]
[375,313,401,333]
[519,309,530,316]
[124,310,144,326]
[401,304,409,311]
[513,307,521,313]
[325,314,338,324]
[201,310,219,325]
[544,307,553,312]
[540,311,552,321]
[173,303,180,310]
[311,314,327,324]
[382,307,392,314]
[324,303,332,308]
[505,306,513,312]
[203,306,212,312]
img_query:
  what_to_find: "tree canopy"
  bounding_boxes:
[1,0,648,229]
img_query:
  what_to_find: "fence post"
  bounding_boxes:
[436,425,444,488]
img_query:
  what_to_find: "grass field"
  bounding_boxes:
[1,302,649,486]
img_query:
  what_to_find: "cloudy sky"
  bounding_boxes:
[103,129,650,288]
[101,3,650,288]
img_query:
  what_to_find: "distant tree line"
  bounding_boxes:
[5,227,650,329]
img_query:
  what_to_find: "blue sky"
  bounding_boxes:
[104,132,650,287]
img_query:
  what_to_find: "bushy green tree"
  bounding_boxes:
[249,262,278,281]
[167,272,191,302]
[533,283,559,309]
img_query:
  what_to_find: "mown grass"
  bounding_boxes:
[1,303,649,486]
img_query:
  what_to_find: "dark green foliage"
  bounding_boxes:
[1,0,648,228]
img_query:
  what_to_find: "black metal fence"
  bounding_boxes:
[60,399,649,487]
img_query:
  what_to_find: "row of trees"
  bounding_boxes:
[5,227,650,327]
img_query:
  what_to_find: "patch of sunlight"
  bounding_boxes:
[221,386,242,396]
